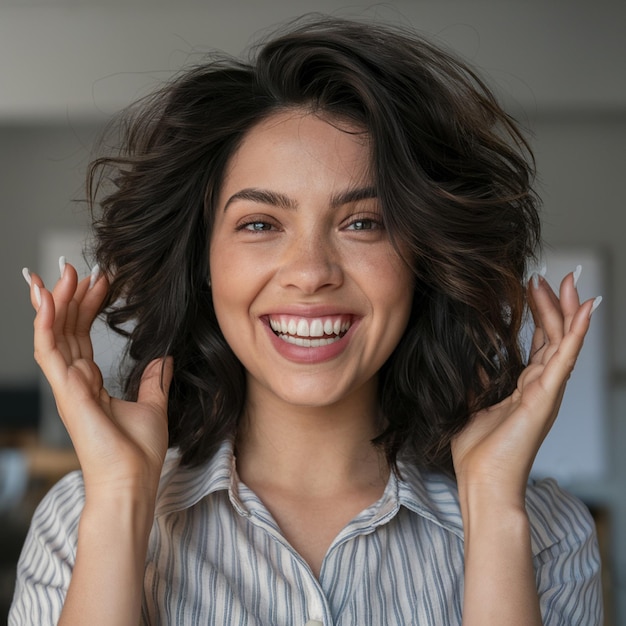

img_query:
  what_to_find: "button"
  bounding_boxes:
[304,621,323,626]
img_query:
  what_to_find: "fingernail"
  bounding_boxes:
[589,296,603,318]
[539,263,547,277]
[573,264,582,288]
[22,267,32,287]
[33,284,41,308]
[88,263,100,289]
[531,272,540,290]
[59,256,66,278]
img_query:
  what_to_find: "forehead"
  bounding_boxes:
[220,110,372,194]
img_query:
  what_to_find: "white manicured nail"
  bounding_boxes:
[531,272,540,290]
[22,267,32,287]
[33,284,41,307]
[88,264,101,289]
[539,263,547,277]
[589,296,602,318]
[59,256,66,278]
[573,265,582,288]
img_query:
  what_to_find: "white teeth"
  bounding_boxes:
[309,319,324,337]
[279,335,340,347]
[296,319,309,337]
[268,315,352,344]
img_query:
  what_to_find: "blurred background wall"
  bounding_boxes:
[1,0,624,623]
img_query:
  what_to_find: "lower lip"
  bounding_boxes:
[264,322,356,364]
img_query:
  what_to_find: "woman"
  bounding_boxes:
[12,16,602,625]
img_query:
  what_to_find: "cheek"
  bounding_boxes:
[373,252,414,303]
[209,284,252,372]
[210,236,249,296]
[380,262,415,337]
[209,245,269,349]
[210,273,248,333]
[209,246,244,334]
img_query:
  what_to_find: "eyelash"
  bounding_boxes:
[234,214,384,233]
[240,221,274,232]
[345,217,382,231]
[236,216,280,232]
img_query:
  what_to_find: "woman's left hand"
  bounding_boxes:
[451,269,601,503]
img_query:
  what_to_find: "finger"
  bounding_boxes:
[525,280,546,361]
[527,273,558,329]
[519,293,600,441]
[137,357,174,414]
[73,266,109,360]
[528,268,583,361]
[528,324,546,362]
[558,267,582,334]
[531,297,596,400]
[51,260,80,339]
[56,261,94,362]
[64,298,82,360]
[32,283,76,389]
[53,261,105,361]
[528,274,565,347]
[22,268,45,311]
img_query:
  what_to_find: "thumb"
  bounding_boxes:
[136,357,174,411]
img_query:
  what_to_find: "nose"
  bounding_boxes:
[277,233,343,294]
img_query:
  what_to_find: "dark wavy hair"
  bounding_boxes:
[88,15,541,474]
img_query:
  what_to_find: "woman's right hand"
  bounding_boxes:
[23,260,172,501]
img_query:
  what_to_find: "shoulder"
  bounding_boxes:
[525,479,603,623]
[525,477,602,614]
[27,469,85,544]
[18,467,86,557]
[398,463,598,556]
[525,477,598,556]
[9,470,85,625]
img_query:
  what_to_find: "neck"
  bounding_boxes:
[235,383,388,496]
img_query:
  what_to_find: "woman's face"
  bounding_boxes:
[209,110,413,412]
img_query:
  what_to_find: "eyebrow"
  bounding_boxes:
[223,186,377,211]
[330,186,377,208]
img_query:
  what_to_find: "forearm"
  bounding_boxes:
[58,493,155,626]
[460,487,543,626]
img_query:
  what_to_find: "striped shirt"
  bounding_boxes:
[10,439,602,625]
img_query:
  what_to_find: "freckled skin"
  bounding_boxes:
[209,110,414,412]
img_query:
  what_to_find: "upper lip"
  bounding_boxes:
[259,303,359,318]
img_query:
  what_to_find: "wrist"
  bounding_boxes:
[457,479,529,532]
[60,485,156,626]
[81,487,157,541]
[82,460,162,501]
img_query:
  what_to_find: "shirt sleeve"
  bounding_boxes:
[8,471,85,626]
[526,478,603,626]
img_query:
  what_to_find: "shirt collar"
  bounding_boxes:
[154,439,464,540]
[154,438,235,517]
[395,460,464,540]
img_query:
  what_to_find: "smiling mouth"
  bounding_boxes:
[268,315,352,347]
